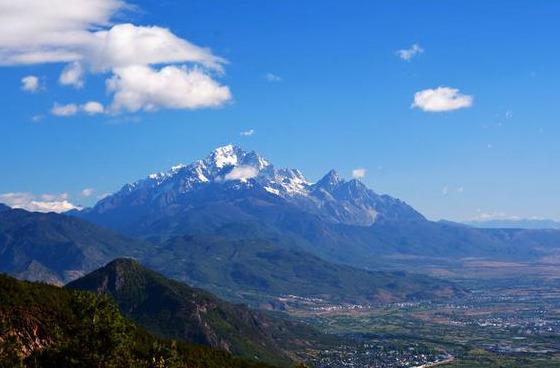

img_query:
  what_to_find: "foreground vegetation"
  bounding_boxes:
[0,274,278,368]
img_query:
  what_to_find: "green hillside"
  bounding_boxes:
[0,273,278,368]
[145,234,464,305]
[67,258,334,367]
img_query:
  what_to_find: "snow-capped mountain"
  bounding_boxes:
[89,145,424,227]
[74,145,560,271]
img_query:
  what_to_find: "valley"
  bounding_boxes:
[287,277,560,367]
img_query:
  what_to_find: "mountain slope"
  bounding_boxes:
[143,233,463,305]
[67,258,332,366]
[0,273,276,368]
[0,208,146,284]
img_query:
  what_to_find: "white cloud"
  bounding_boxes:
[82,101,104,114]
[80,188,95,197]
[90,23,225,72]
[412,87,473,112]
[442,186,449,195]
[59,61,84,88]
[0,192,79,213]
[0,1,231,113]
[396,44,424,61]
[51,101,105,116]
[21,75,40,92]
[0,0,123,65]
[240,129,255,137]
[352,168,366,179]
[106,65,231,112]
[51,103,78,116]
[224,165,258,181]
[264,72,282,82]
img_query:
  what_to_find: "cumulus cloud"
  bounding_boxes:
[396,44,424,61]
[90,23,225,72]
[352,168,366,179]
[51,103,79,116]
[51,101,105,116]
[59,61,84,88]
[240,129,255,137]
[264,73,282,82]
[106,65,231,112]
[82,101,104,114]
[412,87,473,112]
[0,0,231,113]
[0,0,123,65]
[0,192,79,213]
[224,165,258,181]
[21,75,40,92]
[80,188,95,197]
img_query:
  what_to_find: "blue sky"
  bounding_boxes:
[0,0,559,221]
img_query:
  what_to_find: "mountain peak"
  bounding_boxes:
[105,257,140,269]
[315,169,344,190]
[208,144,244,168]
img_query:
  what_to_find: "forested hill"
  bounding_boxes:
[0,273,281,368]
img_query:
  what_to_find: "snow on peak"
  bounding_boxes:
[129,145,313,197]
[210,144,240,168]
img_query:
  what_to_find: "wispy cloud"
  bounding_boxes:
[396,44,424,61]
[442,185,464,196]
[80,188,95,197]
[31,114,44,122]
[0,192,79,213]
[412,87,473,112]
[51,103,79,117]
[264,73,282,82]
[240,129,255,137]
[352,168,366,179]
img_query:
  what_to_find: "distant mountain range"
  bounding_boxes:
[465,219,560,230]
[3,145,560,307]
[0,205,460,305]
[0,208,146,284]
[67,258,334,366]
[76,145,560,269]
